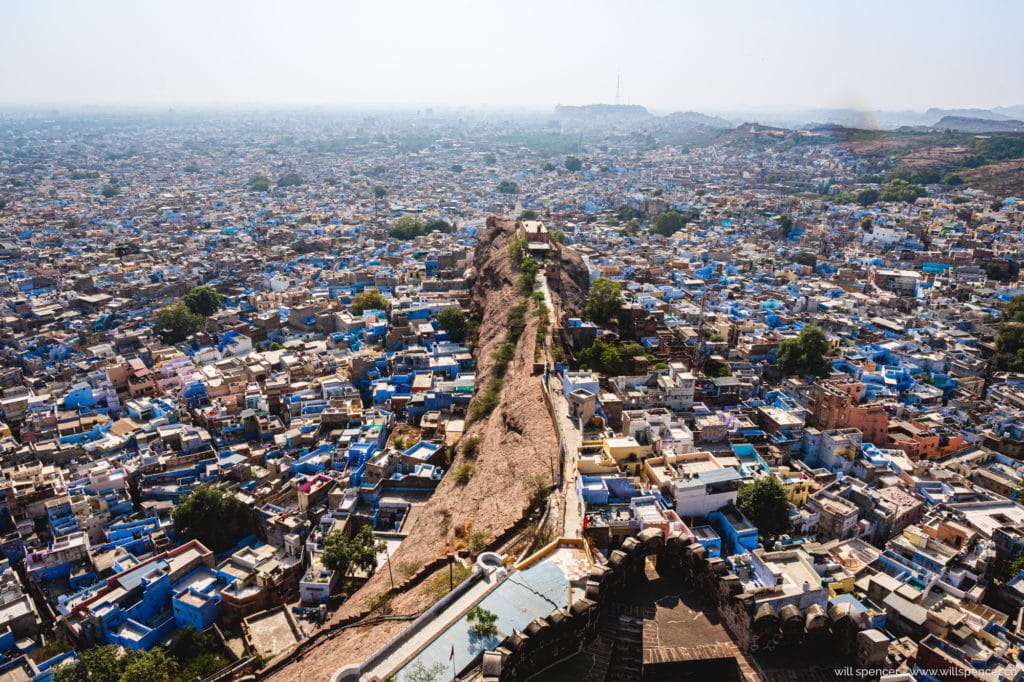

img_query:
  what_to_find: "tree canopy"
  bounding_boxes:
[390,215,425,239]
[577,337,621,374]
[425,219,451,234]
[183,285,226,317]
[584,278,623,325]
[437,306,468,343]
[171,486,249,553]
[651,210,686,237]
[54,645,178,682]
[990,296,1024,372]
[564,156,583,172]
[350,289,389,315]
[496,180,520,194]
[518,209,539,221]
[736,476,791,540]
[467,606,499,637]
[154,301,203,344]
[322,525,385,592]
[101,184,119,198]
[247,174,271,192]
[856,188,879,205]
[879,179,925,203]
[276,173,304,188]
[373,185,388,199]
[776,324,832,378]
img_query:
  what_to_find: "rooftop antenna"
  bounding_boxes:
[615,73,621,106]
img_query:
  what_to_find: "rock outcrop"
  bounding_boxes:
[261,217,559,681]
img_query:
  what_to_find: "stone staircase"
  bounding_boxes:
[603,612,644,681]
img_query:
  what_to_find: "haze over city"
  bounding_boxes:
[4,2,1024,682]
[2,0,1022,112]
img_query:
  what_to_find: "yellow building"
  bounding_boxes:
[602,437,644,476]
[772,466,813,506]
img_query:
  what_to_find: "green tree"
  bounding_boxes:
[322,525,386,592]
[351,289,389,315]
[171,486,248,552]
[879,179,925,203]
[550,229,565,244]
[520,257,540,279]
[389,215,427,240]
[54,645,122,682]
[652,210,686,237]
[54,645,178,682]
[450,164,464,174]
[988,296,1024,373]
[497,180,520,194]
[564,156,583,172]
[101,184,119,198]
[247,174,271,192]
[0,197,6,210]
[778,214,793,233]
[776,324,832,378]
[437,306,468,342]
[154,301,203,344]
[119,649,178,682]
[373,185,388,199]
[585,278,623,325]
[518,209,539,220]
[1002,296,1024,324]
[856,188,880,205]
[704,358,731,377]
[860,217,872,231]
[577,338,622,375]
[183,285,226,317]
[736,477,791,540]
[466,606,499,637]
[277,173,304,187]
[482,152,497,164]
[425,219,451,234]
[507,236,528,266]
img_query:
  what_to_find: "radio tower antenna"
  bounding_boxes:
[615,73,621,106]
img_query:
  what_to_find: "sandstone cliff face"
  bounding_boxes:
[262,218,559,679]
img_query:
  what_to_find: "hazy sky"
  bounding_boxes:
[2,0,1021,112]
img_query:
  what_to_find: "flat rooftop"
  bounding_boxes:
[245,608,302,658]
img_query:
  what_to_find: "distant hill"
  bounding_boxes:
[933,116,1024,133]
[660,111,733,129]
[923,107,1012,124]
[554,104,651,120]
[709,122,791,147]
[994,105,1024,120]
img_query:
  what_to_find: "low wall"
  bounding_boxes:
[476,528,865,681]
